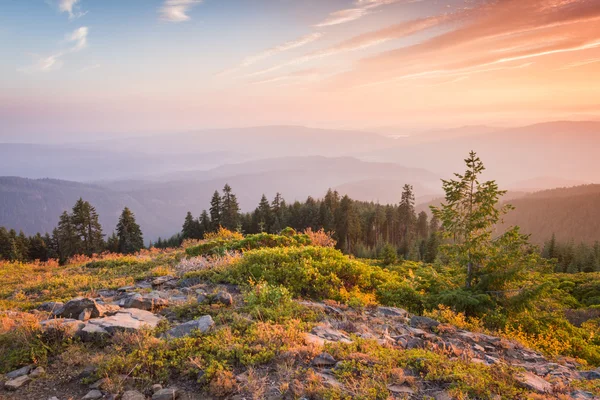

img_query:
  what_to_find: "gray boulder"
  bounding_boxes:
[87,308,163,334]
[6,365,32,379]
[214,291,233,306]
[410,316,440,330]
[53,297,118,319]
[152,388,179,400]
[82,390,103,399]
[312,352,337,367]
[121,390,146,400]
[164,315,214,338]
[4,375,31,390]
[121,292,169,311]
[37,301,64,313]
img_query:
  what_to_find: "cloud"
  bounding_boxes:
[58,0,87,19]
[247,15,448,77]
[315,0,417,27]
[217,32,324,77]
[160,0,202,22]
[19,27,89,73]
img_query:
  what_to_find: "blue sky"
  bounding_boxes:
[1,0,599,141]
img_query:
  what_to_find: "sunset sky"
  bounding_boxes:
[1,0,600,140]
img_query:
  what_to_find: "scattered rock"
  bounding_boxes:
[579,370,600,380]
[79,323,110,341]
[117,286,135,292]
[387,384,414,395]
[152,384,163,393]
[152,276,177,288]
[82,390,103,399]
[89,379,105,389]
[4,375,31,390]
[377,307,408,318]
[37,301,64,313]
[48,397,60,400]
[87,308,163,334]
[53,297,107,319]
[410,316,440,330]
[214,291,233,306]
[6,365,32,379]
[164,315,214,338]
[310,325,352,344]
[121,292,169,311]
[312,352,337,367]
[29,366,46,378]
[152,388,179,400]
[121,390,146,400]
[517,371,552,393]
[79,308,93,321]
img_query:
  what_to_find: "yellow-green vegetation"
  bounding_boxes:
[2,230,600,399]
[0,249,182,311]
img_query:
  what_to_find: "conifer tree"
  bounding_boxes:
[116,207,144,254]
[55,211,80,263]
[209,190,222,230]
[71,198,104,256]
[199,210,211,235]
[182,211,202,239]
[221,184,241,231]
[256,194,272,232]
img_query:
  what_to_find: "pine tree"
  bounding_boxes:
[209,191,222,230]
[28,233,48,261]
[182,211,202,240]
[256,194,272,232]
[0,227,11,260]
[397,184,416,257]
[116,207,144,254]
[106,232,119,253]
[55,211,80,263]
[431,151,514,288]
[221,184,241,231]
[71,198,104,256]
[335,195,361,253]
[199,210,211,236]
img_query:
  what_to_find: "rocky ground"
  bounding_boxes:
[2,273,599,400]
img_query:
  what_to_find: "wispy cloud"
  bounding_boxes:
[160,0,202,22]
[19,27,89,73]
[315,0,416,27]
[58,0,87,19]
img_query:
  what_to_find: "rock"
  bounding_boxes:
[122,390,146,400]
[164,315,214,338]
[579,370,600,380]
[310,325,352,344]
[312,352,337,367]
[4,375,31,390]
[406,337,425,349]
[152,388,179,400]
[6,365,32,379]
[89,379,105,389]
[79,308,93,321]
[29,367,46,378]
[48,397,60,400]
[152,384,163,393]
[214,291,233,306]
[78,365,98,380]
[387,384,414,395]
[571,390,596,399]
[37,301,64,313]
[517,371,552,393]
[82,390,103,399]
[117,286,135,292]
[152,276,177,287]
[432,391,452,400]
[87,308,163,334]
[79,323,110,341]
[53,297,106,319]
[196,293,207,304]
[410,316,440,330]
[121,292,169,311]
[377,307,408,318]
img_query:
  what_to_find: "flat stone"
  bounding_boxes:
[4,375,32,390]
[152,388,179,400]
[164,315,214,338]
[79,323,110,341]
[122,390,146,400]
[152,276,177,287]
[29,367,45,378]
[214,291,233,306]
[311,325,352,343]
[517,371,552,393]
[121,292,169,311]
[387,384,414,395]
[117,286,135,292]
[37,301,64,313]
[87,308,163,334]
[377,307,408,318]
[82,390,103,399]
[410,316,440,330]
[579,370,600,380]
[6,365,32,379]
[312,352,337,367]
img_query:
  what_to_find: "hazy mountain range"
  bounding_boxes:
[0,120,598,243]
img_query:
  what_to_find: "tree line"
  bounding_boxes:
[542,234,600,273]
[0,199,143,263]
[170,183,441,262]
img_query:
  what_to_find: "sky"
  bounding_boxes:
[1,0,600,141]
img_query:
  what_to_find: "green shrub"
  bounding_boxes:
[185,233,311,257]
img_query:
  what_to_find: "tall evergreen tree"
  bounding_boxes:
[116,207,144,254]
[55,211,80,263]
[221,184,241,231]
[209,191,222,230]
[199,210,211,236]
[71,198,104,256]
[182,211,202,240]
[256,194,272,232]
